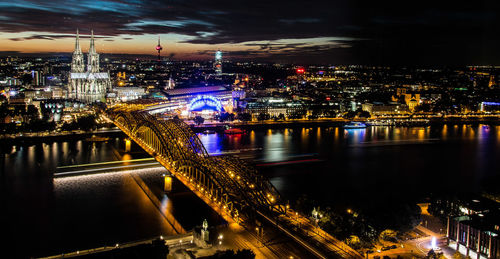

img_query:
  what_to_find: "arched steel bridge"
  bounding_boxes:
[108,109,285,223]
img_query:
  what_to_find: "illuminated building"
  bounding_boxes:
[31,70,45,86]
[188,95,224,118]
[392,88,421,112]
[69,29,111,102]
[0,77,21,86]
[214,50,222,75]
[362,102,409,115]
[147,86,234,117]
[480,102,500,112]
[446,198,500,259]
[165,77,175,90]
[114,87,145,101]
[245,98,305,119]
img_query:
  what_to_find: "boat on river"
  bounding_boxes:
[224,128,244,134]
[343,122,367,129]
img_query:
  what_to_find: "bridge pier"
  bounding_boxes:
[125,138,131,152]
[163,173,173,192]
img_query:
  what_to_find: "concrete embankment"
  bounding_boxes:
[129,172,186,235]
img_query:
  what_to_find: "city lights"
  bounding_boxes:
[1,2,498,259]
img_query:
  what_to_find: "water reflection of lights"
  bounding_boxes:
[160,194,171,214]
[53,162,161,177]
[301,128,308,146]
[54,168,167,187]
[197,133,222,155]
[417,128,426,140]
[265,128,286,162]
[344,128,366,144]
[442,125,448,140]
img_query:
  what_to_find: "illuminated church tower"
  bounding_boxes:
[69,29,111,103]
[69,29,85,99]
[71,29,85,73]
[87,30,100,73]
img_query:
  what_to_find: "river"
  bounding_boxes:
[2,124,499,258]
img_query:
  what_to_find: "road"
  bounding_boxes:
[276,209,363,259]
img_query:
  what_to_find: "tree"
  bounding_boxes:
[257,113,270,121]
[219,112,235,122]
[69,115,98,131]
[205,249,255,258]
[237,113,252,122]
[288,112,304,119]
[277,113,286,121]
[25,104,39,121]
[415,103,431,113]
[379,229,397,242]
[346,235,361,249]
[343,111,356,120]
[194,115,205,125]
[358,110,371,118]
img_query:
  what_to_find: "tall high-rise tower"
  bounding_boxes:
[69,29,111,103]
[155,36,163,61]
[214,50,222,75]
[489,75,496,89]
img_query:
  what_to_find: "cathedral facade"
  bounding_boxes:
[69,30,111,103]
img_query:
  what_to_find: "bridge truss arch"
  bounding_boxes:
[110,110,284,222]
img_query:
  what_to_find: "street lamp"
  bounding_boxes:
[312,207,322,235]
[218,234,223,246]
[312,207,319,225]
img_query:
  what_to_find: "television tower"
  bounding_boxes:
[155,36,163,61]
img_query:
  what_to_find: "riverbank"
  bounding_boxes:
[0,129,124,147]
[2,116,499,142]
[189,116,500,132]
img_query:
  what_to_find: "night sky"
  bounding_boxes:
[0,0,498,64]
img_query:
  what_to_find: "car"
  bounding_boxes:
[390,245,398,249]
[381,246,391,251]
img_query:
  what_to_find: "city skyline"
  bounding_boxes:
[0,0,498,64]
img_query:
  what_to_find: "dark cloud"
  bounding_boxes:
[9,34,112,41]
[0,0,498,64]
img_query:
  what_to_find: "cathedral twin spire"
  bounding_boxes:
[72,29,99,74]
[88,29,97,55]
[74,29,82,54]
[70,29,111,102]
